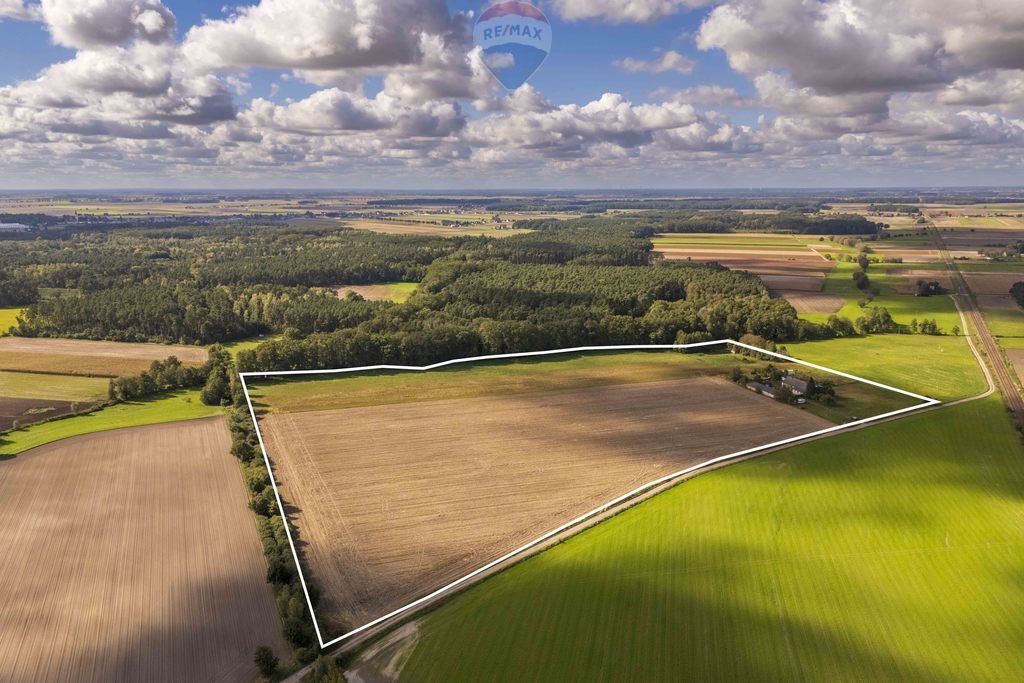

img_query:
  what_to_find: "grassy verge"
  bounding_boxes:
[403,396,1024,682]
[0,390,223,456]
[0,370,109,402]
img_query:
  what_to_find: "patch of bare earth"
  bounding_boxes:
[774,292,844,314]
[760,274,825,292]
[963,272,1024,296]
[335,285,401,301]
[977,295,1019,311]
[0,418,288,682]
[888,269,955,295]
[258,376,831,635]
[0,396,100,431]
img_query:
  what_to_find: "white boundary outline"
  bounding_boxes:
[239,339,939,649]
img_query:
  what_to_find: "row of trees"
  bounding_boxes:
[1012,282,1024,309]
[517,211,882,236]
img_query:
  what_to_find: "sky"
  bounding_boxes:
[0,0,1022,190]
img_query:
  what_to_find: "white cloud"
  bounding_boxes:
[182,0,456,73]
[615,50,696,75]
[552,0,714,23]
[40,0,176,49]
[0,0,40,21]
[2,0,1024,186]
[653,85,748,107]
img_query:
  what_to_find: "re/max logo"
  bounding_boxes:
[482,24,544,41]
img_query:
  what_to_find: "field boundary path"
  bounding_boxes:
[932,229,1024,423]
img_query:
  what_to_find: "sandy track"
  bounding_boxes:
[259,377,831,635]
[0,418,288,682]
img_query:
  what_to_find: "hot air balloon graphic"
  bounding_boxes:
[474,1,552,90]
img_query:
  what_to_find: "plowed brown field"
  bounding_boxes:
[0,418,287,682]
[259,376,831,634]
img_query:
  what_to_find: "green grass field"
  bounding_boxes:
[977,305,1024,340]
[0,390,223,456]
[218,335,280,358]
[0,308,22,335]
[0,371,109,402]
[403,396,1024,682]
[802,263,964,333]
[782,335,984,402]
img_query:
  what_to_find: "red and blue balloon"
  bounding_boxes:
[474,2,552,90]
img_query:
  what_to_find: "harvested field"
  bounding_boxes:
[658,247,822,259]
[659,250,832,277]
[760,274,825,292]
[870,246,941,263]
[0,337,207,377]
[0,418,288,682]
[977,294,1019,311]
[258,376,832,635]
[962,272,1024,296]
[336,283,417,303]
[773,291,844,314]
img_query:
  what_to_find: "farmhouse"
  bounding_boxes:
[783,375,814,396]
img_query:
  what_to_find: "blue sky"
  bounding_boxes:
[0,0,1022,189]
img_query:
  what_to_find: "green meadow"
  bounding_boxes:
[803,262,964,333]
[782,335,985,403]
[0,390,223,456]
[0,370,109,402]
[0,307,21,335]
[403,396,1024,682]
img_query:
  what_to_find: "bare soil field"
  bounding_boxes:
[773,291,844,314]
[1007,349,1024,384]
[870,246,941,263]
[942,229,1024,249]
[0,418,288,682]
[760,274,825,292]
[0,396,92,431]
[659,250,833,278]
[977,294,1019,311]
[963,272,1024,296]
[0,337,207,377]
[888,269,955,295]
[258,377,831,635]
